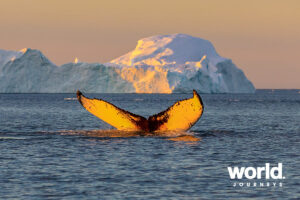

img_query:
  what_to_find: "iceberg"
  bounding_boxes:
[0,34,255,93]
[0,49,133,93]
[109,34,255,93]
[0,49,23,70]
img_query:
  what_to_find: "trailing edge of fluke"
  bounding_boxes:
[76,90,204,132]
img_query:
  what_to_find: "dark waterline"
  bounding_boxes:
[0,90,299,199]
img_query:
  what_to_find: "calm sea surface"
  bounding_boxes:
[0,90,299,199]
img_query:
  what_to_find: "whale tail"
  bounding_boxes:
[76,90,204,132]
[76,90,148,131]
[148,90,204,131]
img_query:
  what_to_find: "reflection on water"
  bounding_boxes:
[59,129,201,142]
[166,135,201,142]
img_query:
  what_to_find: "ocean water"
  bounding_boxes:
[0,90,299,199]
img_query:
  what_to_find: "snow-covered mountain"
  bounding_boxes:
[0,34,255,93]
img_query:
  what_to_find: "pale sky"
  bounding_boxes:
[1,0,299,89]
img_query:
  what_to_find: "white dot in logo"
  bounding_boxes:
[283,176,286,179]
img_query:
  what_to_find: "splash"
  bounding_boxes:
[59,129,200,142]
[167,135,201,142]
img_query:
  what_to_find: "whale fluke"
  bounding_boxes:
[148,90,204,131]
[76,90,148,131]
[77,90,204,132]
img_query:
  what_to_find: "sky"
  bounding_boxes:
[0,0,299,89]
